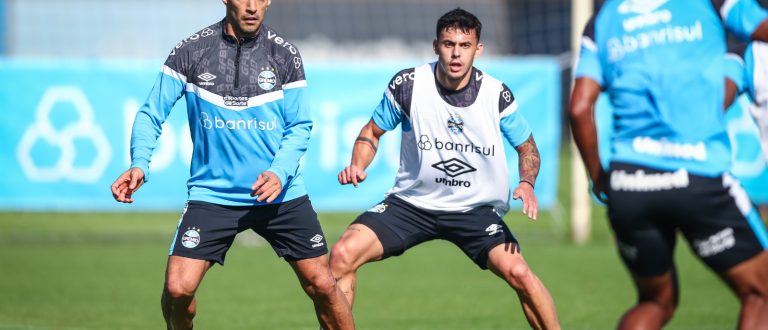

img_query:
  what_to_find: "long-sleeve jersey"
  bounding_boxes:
[130,20,312,206]
[575,0,768,177]
[726,41,768,109]
[372,63,532,215]
[726,41,768,157]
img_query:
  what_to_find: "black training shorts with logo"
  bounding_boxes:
[354,195,518,269]
[168,195,327,264]
[607,162,767,277]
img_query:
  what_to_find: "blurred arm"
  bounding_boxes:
[752,18,768,41]
[725,78,740,109]
[568,77,606,200]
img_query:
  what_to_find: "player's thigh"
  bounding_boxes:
[350,196,438,260]
[331,223,386,268]
[439,205,518,270]
[164,255,214,294]
[720,251,768,296]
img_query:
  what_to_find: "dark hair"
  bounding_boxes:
[436,8,482,41]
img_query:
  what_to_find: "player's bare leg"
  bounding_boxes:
[719,251,768,329]
[617,270,679,330]
[162,256,213,330]
[487,242,560,330]
[289,255,355,330]
[329,224,385,307]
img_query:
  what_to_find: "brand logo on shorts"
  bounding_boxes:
[695,228,735,258]
[617,241,638,261]
[310,234,325,248]
[485,224,503,236]
[367,202,388,213]
[181,227,201,248]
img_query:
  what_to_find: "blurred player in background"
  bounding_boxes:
[569,0,768,328]
[726,40,768,220]
[110,0,353,329]
[329,8,560,329]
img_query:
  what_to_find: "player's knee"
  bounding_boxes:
[303,273,338,300]
[734,282,768,304]
[164,279,196,300]
[740,291,768,308]
[504,262,534,290]
[640,292,677,319]
[329,242,357,275]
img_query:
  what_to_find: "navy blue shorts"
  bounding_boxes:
[168,195,327,265]
[353,195,518,269]
[607,162,768,276]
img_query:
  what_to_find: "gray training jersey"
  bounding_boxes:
[372,63,532,215]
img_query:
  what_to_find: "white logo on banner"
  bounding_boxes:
[17,87,112,182]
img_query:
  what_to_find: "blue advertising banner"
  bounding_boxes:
[0,58,562,212]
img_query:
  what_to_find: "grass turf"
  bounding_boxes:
[0,209,740,330]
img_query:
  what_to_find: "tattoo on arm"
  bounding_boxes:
[355,137,378,153]
[515,135,540,187]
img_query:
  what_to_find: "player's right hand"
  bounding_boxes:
[338,164,367,188]
[591,169,608,204]
[111,168,145,203]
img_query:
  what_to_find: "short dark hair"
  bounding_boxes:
[436,8,482,41]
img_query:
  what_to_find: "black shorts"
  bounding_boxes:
[168,195,327,265]
[353,195,518,269]
[607,162,768,276]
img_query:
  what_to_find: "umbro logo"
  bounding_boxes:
[198,72,216,82]
[432,158,476,178]
[198,72,216,86]
[485,224,503,236]
[310,234,325,248]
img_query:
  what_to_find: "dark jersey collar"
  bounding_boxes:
[432,64,482,108]
[220,18,263,48]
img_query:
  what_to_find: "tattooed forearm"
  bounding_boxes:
[355,137,378,153]
[515,135,540,187]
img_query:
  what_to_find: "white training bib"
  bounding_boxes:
[388,63,512,214]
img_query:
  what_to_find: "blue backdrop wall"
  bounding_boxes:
[0,58,562,212]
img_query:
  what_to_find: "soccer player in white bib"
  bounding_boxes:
[330,8,560,329]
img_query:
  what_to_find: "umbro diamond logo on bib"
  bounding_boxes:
[431,158,476,177]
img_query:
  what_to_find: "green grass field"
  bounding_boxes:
[0,207,743,330]
[0,146,749,330]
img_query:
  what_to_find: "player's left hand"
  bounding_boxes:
[512,182,538,220]
[250,171,282,203]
